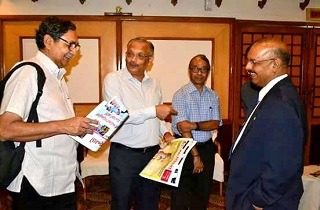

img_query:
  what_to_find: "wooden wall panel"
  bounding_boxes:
[3,21,41,73]
[311,30,320,121]
[0,20,3,80]
[74,21,117,89]
[73,21,117,116]
[2,21,117,117]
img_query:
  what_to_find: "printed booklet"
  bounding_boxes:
[70,96,129,152]
[139,138,196,187]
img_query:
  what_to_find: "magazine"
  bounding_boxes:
[139,138,196,187]
[70,96,129,152]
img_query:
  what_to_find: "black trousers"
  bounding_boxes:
[171,139,216,210]
[10,177,76,210]
[109,142,161,210]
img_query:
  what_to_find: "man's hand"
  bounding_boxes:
[155,104,177,120]
[61,117,99,136]
[0,112,99,141]
[177,120,196,133]
[163,132,175,143]
[193,156,204,174]
[160,132,175,148]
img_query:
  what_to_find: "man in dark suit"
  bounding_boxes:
[226,38,307,210]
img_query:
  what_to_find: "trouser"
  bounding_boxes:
[10,177,76,210]
[109,142,161,210]
[171,139,216,210]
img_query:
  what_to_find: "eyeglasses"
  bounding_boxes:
[125,51,151,60]
[189,66,210,73]
[248,58,275,66]
[58,37,81,51]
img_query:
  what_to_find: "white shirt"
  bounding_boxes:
[103,68,169,148]
[0,51,78,196]
[232,74,288,152]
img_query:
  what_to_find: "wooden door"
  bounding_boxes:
[234,22,312,164]
[306,28,320,164]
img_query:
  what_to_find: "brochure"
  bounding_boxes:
[70,96,129,152]
[139,138,196,187]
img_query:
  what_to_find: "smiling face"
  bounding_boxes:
[245,38,290,88]
[245,44,277,88]
[42,30,79,68]
[125,40,153,81]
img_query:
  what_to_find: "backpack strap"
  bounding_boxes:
[5,62,46,148]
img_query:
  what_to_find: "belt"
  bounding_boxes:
[196,139,212,145]
[113,142,159,153]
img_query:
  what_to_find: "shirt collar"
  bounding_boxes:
[35,51,66,80]
[258,74,288,102]
[123,67,150,82]
[186,81,209,94]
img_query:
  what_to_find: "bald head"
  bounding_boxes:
[246,38,291,87]
[251,38,290,67]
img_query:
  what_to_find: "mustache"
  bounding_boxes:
[128,62,139,68]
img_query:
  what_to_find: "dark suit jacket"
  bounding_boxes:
[241,81,260,119]
[226,77,307,210]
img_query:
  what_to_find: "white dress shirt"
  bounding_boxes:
[103,68,169,148]
[0,51,79,196]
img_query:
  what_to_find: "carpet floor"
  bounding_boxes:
[0,176,226,210]
[78,176,226,210]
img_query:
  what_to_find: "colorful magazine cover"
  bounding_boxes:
[139,138,196,187]
[70,96,129,152]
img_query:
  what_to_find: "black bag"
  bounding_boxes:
[0,62,46,189]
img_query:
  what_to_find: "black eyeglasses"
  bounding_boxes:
[189,66,210,73]
[125,51,151,60]
[248,58,275,66]
[58,37,81,51]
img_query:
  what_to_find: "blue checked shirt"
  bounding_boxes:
[172,82,222,142]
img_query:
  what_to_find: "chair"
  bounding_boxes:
[213,140,224,196]
[80,141,111,200]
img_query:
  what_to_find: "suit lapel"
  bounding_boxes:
[232,77,292,155]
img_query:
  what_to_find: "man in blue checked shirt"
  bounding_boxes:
[171,54,223,210]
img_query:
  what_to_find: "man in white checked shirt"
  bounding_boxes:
[171,54,223,210]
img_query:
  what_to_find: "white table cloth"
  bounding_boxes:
[80,141,110,178]
[298,165,320,210]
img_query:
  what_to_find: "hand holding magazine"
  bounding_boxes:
[70,96,129,152]
[140,138,196,187]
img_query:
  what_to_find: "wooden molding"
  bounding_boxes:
[258,0,267,9]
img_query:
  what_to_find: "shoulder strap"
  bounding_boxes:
[5,62,46,148]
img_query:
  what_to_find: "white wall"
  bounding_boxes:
[0,0,320,21]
